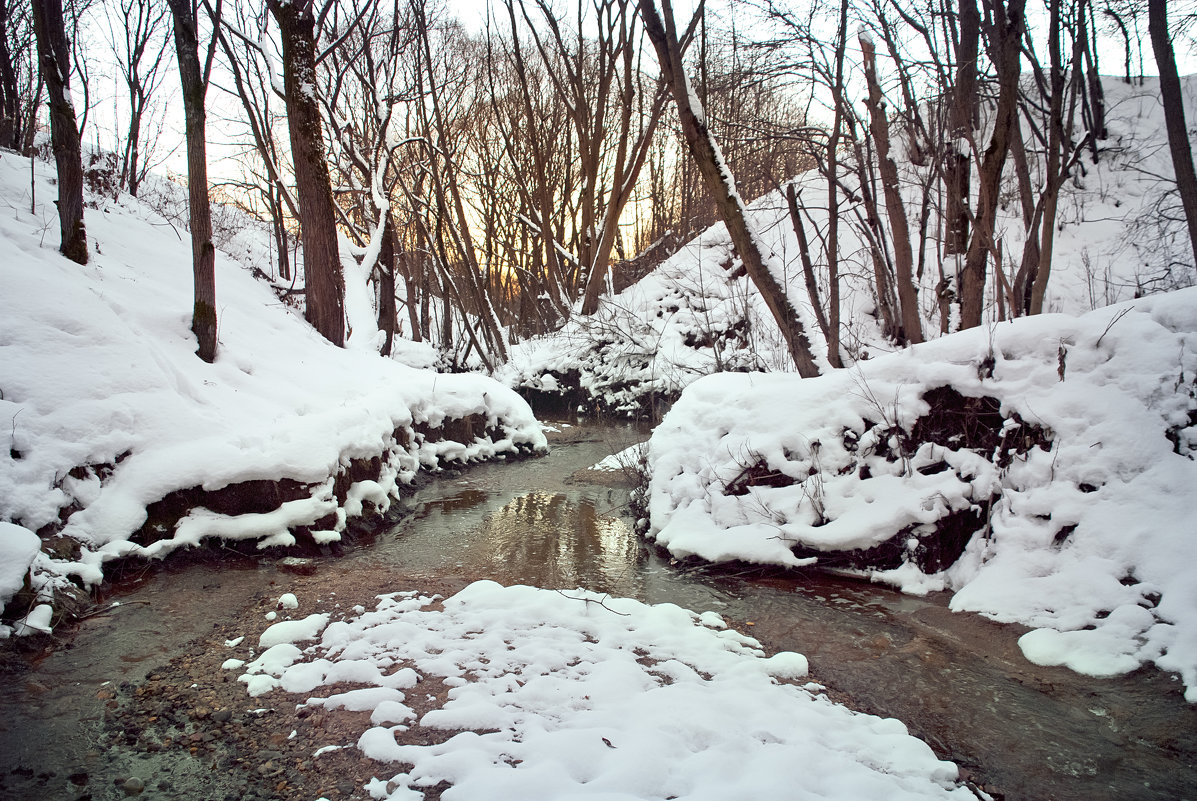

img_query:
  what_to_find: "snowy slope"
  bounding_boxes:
[645,290,1197,700]
[0,151,545,636]
[503,77,1197,412]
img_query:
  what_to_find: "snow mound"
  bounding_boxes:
[646,289,1197,699]
[0,152,546,630]
[0,522,40,608]
[225,580,972,800]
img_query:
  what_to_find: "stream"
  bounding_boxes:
[2,419,1195,801]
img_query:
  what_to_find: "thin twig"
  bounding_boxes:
[1095,306,1132,347]
[553,590,630,616]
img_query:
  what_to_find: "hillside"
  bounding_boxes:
[501,77,1197,414]
[0,151,546,636]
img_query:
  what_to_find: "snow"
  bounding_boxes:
[0,522,40,608]
[223,581,973,800]
[496,76,1197,700]
[259,613,330,648]
[588,443,644,473]
[12,603,54,636]
[0,150,545,631]
[644,290,1197,698]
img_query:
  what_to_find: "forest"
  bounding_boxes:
[3,1,1197,799]
[9,0,1195,373]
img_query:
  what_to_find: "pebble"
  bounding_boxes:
[213,708,233,723]
[122,776,146,795]
[277,557,316,576]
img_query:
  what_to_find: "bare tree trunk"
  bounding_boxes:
[639,0,819,377]
[1080,0,1105,146]
[378,211,398,357]
[269,181,290,281]
[269,0,345,347]
[785,183,831,342]
[1149,0,1197,274]
[859,33,923,345]
[399,249,421,342]
[1011,120,1042,315]
[959,0,1023,329]
[166,0,217,362]
[825,0,849,368]
[22,74,42,155]
[0,0,19,149]
[31,0,86,265]
[849,140,902,339]
[1104,8,1133,84]
[943,0,979,257]
[1029,0,1080,315]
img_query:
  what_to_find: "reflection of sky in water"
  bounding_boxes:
[465,492,642,593]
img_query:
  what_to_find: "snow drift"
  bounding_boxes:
[645,290,1197,699]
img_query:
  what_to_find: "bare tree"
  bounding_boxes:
[105,0,172,197]
[859,31,922,344]
[1149,0,1197,274]
[639,0,820,377]
[958,0,1024,329]
[320,0,422,355]
[412,0,507,364]
[166,0,219,362]
[32,0,87,264]
[268,0,345,347]
[944,0,979,258]
[206,0,299,282]
[0,0,29,149]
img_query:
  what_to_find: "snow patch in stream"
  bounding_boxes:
[225,581,973,800]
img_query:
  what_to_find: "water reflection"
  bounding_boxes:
[462,492,640,592]
[413,488,488,518]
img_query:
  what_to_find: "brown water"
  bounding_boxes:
[2,420,1195,801]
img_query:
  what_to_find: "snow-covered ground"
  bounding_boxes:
[645,290,1197,700]
[501,78,1197,413]
[223,582,975,801]
[0,152,545,636]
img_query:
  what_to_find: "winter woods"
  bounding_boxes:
[8,0,1197,371]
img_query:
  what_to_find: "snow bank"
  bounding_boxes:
[646,289,1197,699]
[225,581,972,800]
[0,522,40,607]
[0,152,545,629]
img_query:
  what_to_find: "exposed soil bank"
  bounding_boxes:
[1,412,543,637]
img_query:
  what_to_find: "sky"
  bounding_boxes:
[75,0,1197,196]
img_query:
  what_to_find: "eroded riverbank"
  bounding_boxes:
[2,420,1194,801]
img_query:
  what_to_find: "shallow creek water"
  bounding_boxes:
[2,419,1195,801]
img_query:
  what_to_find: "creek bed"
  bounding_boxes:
[1,419,1194,801]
